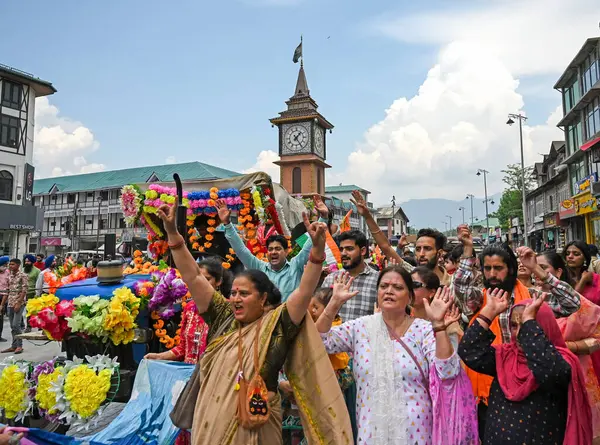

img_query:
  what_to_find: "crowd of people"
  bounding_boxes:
[137,191,600,445]
[4,190,600,445]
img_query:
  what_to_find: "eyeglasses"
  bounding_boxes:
[413,281,425,289]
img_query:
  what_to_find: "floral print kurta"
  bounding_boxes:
[321,316,461,444]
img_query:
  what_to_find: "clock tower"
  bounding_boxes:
[270,62,333,196]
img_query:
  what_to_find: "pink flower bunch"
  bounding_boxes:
[149,184,188,197]
[29,301,74,341]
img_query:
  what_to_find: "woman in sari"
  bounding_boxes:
[537,251,600,442]
[157,200,351,445]
[458,290,593,444]
[316,265,477,444]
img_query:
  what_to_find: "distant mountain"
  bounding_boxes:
[396,193,503,232]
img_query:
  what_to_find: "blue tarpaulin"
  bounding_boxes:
[22,360,194,445]
[55,275,151,301]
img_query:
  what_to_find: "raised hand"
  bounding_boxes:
[444,303,461,328]
[313,195,329,218]
[516,246,537,272]
[350,190,370,217]
[483,288,510,318]
[214,199,231,225]
[423,286,454,323]
[332,271,359,304]
[456,224,473,246]
[156,199,178,236]
[399,234,408,249]
[303,213,326,250]
[522,292,547,322]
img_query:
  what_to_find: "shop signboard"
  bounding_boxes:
[559,199,576,219]
[575,173,598,195]
[23,163,35,203]
[41,238,62,246]
[0,203,44,230]
[574,192,599,216]
[544,215,558,228]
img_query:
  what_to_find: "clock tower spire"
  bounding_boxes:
[270,56,333,196]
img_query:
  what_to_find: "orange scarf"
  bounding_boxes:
[465,280,530,403]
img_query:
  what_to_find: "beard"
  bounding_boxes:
[483,274,517,294]
[23,264,33,273]
[342,256,363,271]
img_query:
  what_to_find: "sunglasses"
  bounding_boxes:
[413,281,425,289]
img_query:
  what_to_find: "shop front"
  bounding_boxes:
[0,203,44,258]
[528,217,545,252]
[543,213,562,251]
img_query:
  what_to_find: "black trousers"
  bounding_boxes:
[478,401,488,442]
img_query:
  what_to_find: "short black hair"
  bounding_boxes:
[337,230,368,250]
[36,254,44,259]
[412,266,440,290]
[266,234,288,250]
[313,287,334,306]
[588,244,599,257]
[416,228,447,251]
[445,245,464,263]
[9,258,21,266]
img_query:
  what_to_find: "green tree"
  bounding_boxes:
[490,164,535,229]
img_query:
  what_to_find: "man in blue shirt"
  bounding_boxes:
[215,196,329,301]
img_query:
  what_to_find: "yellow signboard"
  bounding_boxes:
[574,192,599,215]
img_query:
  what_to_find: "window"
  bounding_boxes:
[100,191,109,201]
[584,98,600,141]
[99,218,107,230]
[67,194,76,204]
[292,167,302,194]
[0,170,13,201]
[582,50,600,96]
[548,195,554,212]
[119,218,126,229]
[1,81,22,109]
[0,114,19,148]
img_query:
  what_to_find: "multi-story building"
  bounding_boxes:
[373,206,409,240]
[324,184,372,234]
[555,37,600,244]
[526,141,569,251]
[32,162,239,255]
[0,63,55,257]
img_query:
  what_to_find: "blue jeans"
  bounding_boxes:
[7,306,24,349]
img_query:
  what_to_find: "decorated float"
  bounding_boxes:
[20,172,311,403]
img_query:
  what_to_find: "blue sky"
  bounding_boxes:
[2,0,599,206]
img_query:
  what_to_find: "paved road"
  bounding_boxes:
[0,315,64,363]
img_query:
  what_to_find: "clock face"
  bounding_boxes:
[314,126,324,157]
[283,124,310,153]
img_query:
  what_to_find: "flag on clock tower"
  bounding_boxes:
[293,41,303,63]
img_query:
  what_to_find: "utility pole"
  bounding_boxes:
[446,215,453,234]
[95,196,103,257]
[507,113,529,247]
[466,194,475,226]
[477,169,491,245]
[391,195,396,237]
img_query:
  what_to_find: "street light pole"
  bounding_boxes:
[508,113,529,247]
[446,215,453,234]
[95,196,103,257]
[391,195,396,237]
[477,169,491,245]
[458,206,465,225]
[442,221,448,233]
[466,194,475,226]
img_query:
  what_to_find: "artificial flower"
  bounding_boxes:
[0,364,31,419]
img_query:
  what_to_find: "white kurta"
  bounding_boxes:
[321,316,460,444]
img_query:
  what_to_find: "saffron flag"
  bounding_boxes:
[339,209,352,233]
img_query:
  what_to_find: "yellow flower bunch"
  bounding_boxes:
[64,365,112,419]
[26,294,59,317]
[36,368,64,414]
[102,287,140,345]
[0,365,29,419]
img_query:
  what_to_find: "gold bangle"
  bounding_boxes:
[371,229,382,235]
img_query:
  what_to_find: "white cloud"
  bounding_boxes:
[34,97,102,177]
[165,156,177,164]
[331,41,564,204]
[331,1,596,205]
[243,150,281,182]
[371,0,600,77]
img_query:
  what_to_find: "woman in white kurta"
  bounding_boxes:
[316,267,462,445]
